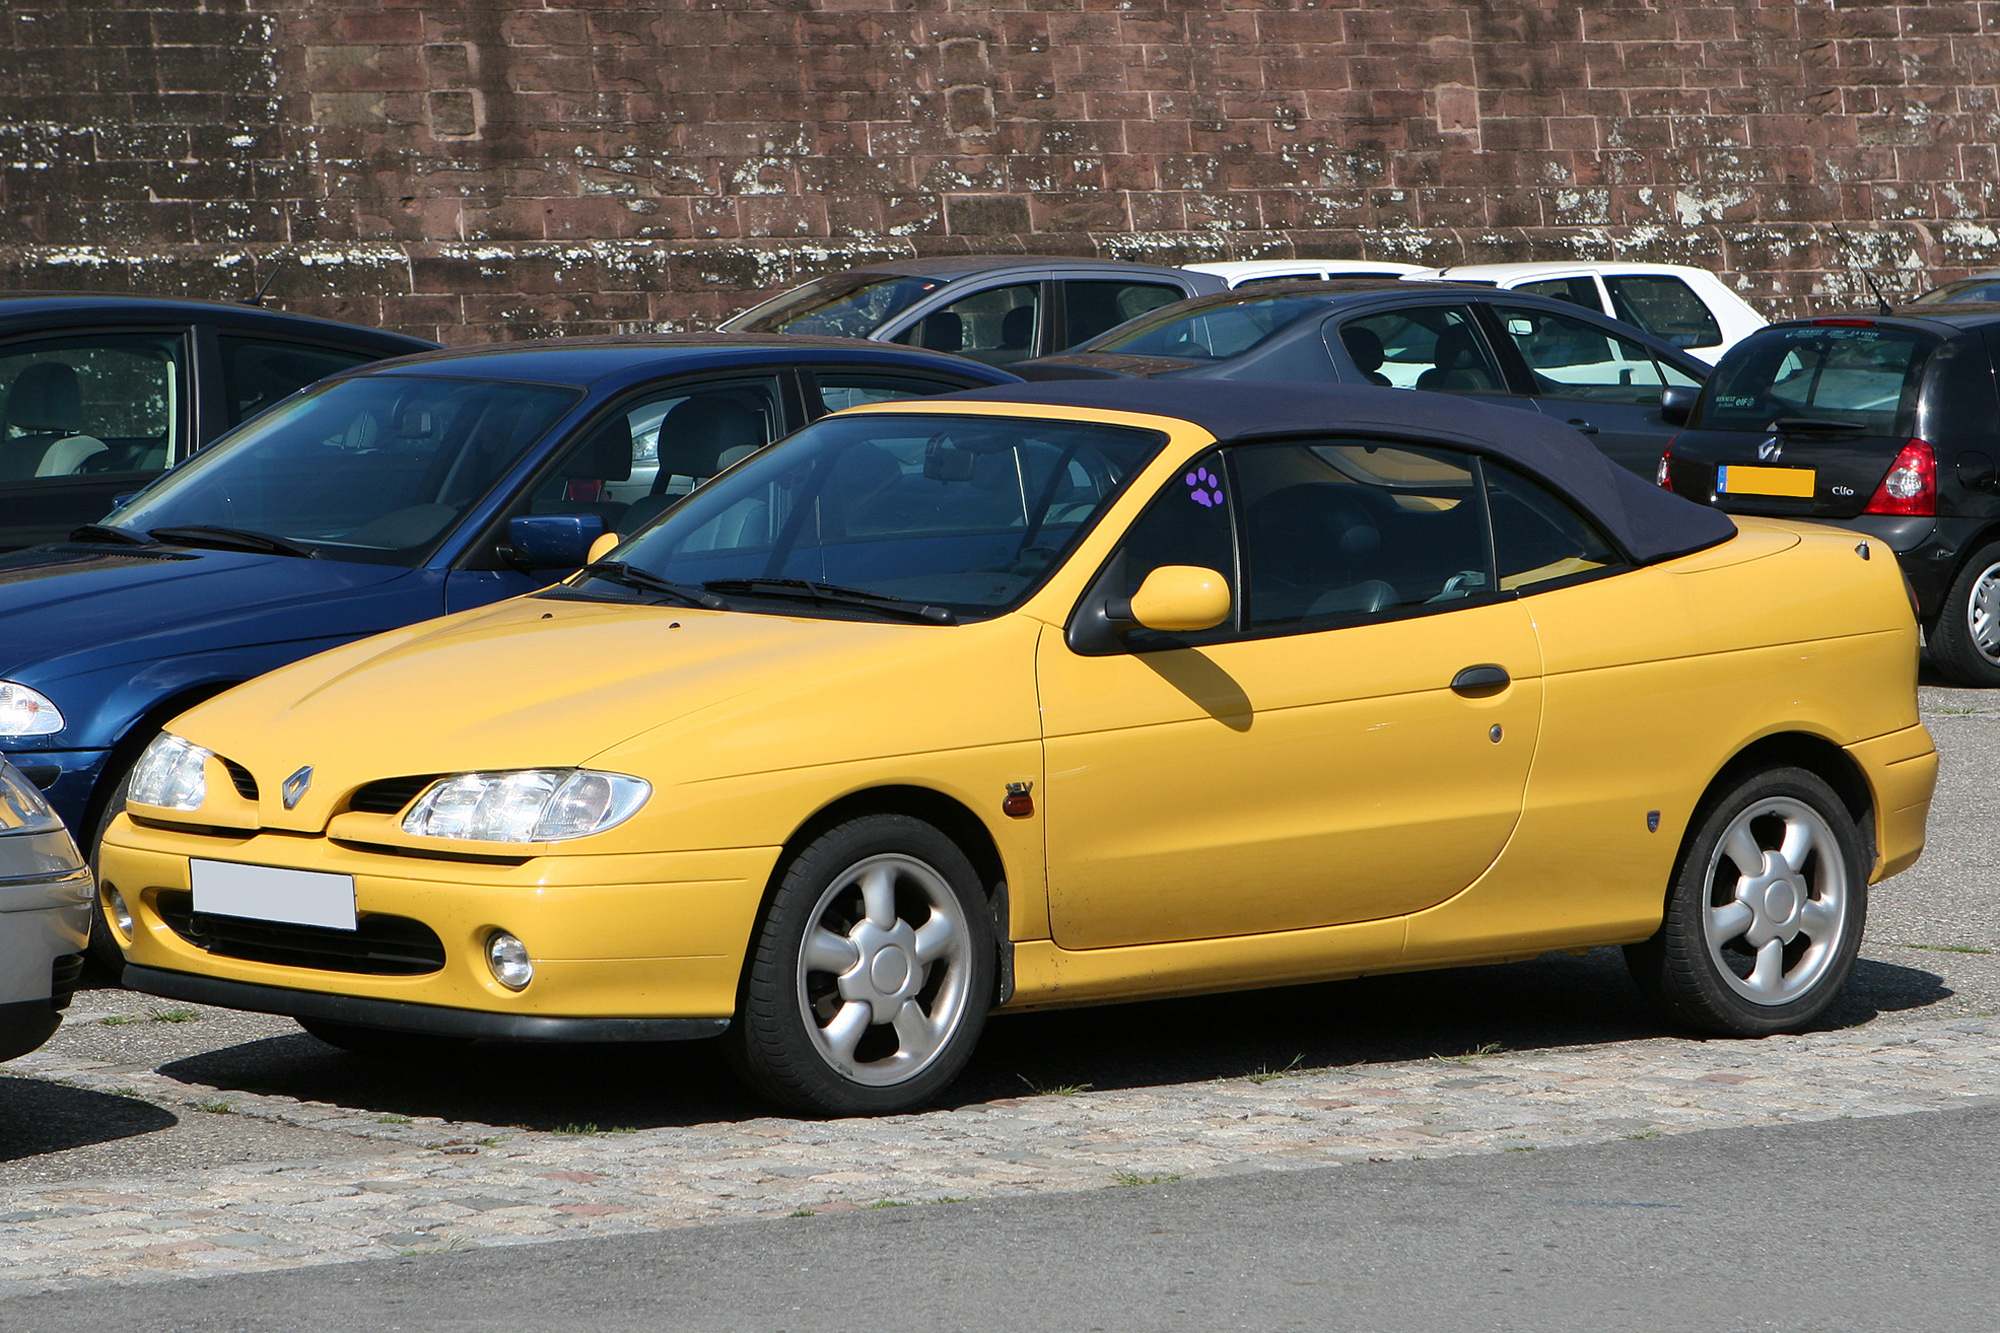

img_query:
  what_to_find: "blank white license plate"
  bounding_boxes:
[190,859,357,931]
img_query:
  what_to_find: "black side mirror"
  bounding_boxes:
[1660,385,1698,426]
[506,513,605,570]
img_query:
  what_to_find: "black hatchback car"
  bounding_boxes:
[0,295,434,551]
[1660,309,2000,684]
[1011,281,1710,478]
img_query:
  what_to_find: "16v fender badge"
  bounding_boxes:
[281,765,313,810]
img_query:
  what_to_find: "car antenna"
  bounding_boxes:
[1858,267,1895,316]
[241,251,292,307]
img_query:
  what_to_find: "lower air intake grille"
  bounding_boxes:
[155,891,446,976]
[347,775,442,816]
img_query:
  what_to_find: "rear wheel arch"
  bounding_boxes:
[1684,732,1875,880]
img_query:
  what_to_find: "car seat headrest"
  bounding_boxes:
[5,362,83,435]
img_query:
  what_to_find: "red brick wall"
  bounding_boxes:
[3,0,1996,344]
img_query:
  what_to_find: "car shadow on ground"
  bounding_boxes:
[0,1077,177,1161]
[142,947,1952,1133]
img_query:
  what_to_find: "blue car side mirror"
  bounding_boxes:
[507,514,605,570]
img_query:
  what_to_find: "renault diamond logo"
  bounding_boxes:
[1757,436,1782,461]
[281,765,313,810]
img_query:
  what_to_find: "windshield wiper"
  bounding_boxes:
[702,577,955,625]
[67,523,152,546]
[577,561,726,609]
[147,525,319,559]
[1771,417,1867,436]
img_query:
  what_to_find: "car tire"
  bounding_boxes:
[297,1018,474,1058]
[83,763,138,978]
[1626,766,1868,1037]
[728,814,994,1116]
[1928,541,2000,687]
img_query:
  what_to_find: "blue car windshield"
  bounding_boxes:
[731,273,949,337]
[1085,294,1328,360]
[108,375,580,565]
[591,413,1166,620]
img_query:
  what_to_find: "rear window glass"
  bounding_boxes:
[1605,275,1724,349]
[1701,326,1933,436]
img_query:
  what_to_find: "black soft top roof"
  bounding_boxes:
[921,379,1738,566]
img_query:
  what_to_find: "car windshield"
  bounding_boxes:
[107,375,580,565]
[582,413,1165,620]
[1911,276,2000,305]
[729,273,950,337]
[1701,326,1933,436]
[1085,294,1328,360]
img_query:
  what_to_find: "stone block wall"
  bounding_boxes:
[2,0,1996,343]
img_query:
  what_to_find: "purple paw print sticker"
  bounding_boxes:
[1186,467,1223,508]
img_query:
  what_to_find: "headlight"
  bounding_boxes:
[401,769,650,842]
[0,682,63,736]
[0,760,63,835]
[127,733,210,811]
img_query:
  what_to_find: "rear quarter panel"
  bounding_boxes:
[1402,518,1923,965]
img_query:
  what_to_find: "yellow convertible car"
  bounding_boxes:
[102,381,1935,1114]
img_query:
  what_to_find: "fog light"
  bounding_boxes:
[486,931,533,991]
[107,887,134,940]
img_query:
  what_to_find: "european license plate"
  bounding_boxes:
[189,858,357,931]
[1717,464,1816,498]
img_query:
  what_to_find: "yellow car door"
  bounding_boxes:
[1039,438,1544,950]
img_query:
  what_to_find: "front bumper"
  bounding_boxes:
[125,965,729,1042]
[0,837,93,1061]
[101,817,782,1026]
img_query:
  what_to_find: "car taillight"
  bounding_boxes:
[1863,439,1936,516]
[1657,436,1677,491]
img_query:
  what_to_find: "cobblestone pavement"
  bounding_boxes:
[1,684,1995,1298]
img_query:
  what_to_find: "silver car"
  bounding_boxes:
[0,756,89,1061]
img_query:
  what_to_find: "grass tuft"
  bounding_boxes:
[1016,1075,1091,1097]
[195,1099,234,1114]
[150,1009,198,1024]
[1110,1171,1182,1187]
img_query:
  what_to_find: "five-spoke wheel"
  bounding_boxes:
[731,814,994,1115]
[1628,766,1867,1036]
[1931,541,2000,687]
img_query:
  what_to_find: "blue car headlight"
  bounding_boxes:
[0,682,64,737]
[401,770,649,842]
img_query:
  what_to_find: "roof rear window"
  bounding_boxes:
[1701,325,1934,436]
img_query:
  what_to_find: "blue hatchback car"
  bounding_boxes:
[0,335,1018,909]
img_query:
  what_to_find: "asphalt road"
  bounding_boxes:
[13,1100,2000,1332]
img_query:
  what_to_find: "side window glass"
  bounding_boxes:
[1107,449,1237,649]
[1605,275,1723,350]
[1063,281,1184,348]
[1485,462,1622,593]
[1495,305,1669,405]
[1236,440,1488,630]
[893,282,1042,365]
[812,373,956,415]
[1336,307,1506,394]
[535,377,780,538]
[218,336,375,428]
[1515,277,1605,314]
[0,332,188,481]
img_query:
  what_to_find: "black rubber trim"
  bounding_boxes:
[123,965,730,1044]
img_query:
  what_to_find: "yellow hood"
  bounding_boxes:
[167,595,1044,833]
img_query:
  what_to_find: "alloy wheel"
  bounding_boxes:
[1700,796,1850,1006]
[794,853,972,1087]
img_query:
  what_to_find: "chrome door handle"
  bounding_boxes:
[1451,664,1510,696]
[1565,418,1599,435]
